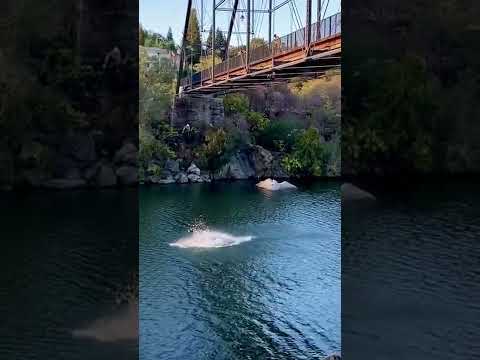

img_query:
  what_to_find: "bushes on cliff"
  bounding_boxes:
[246,111,270,134]
[197,128,231,172]
[139,128,175,169]
[282,128,330,177]
[256,119,301,152]
[223,93,249,115]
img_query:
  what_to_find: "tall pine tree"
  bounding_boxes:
[166,27,175,52]
[186,9,201,64]
[206,27,227,59]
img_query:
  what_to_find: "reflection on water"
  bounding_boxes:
[140,181,341,360]
[342,180,480,360]
[0,190,138,360]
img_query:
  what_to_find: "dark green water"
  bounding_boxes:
[140,181,341,360]
[342,181,480,360]
[0,190,138,360]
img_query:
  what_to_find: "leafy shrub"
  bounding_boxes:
[282,127,329,177]
[246,111,269,134]
[223,93,249,115]
[198,128,231,172]
[256,119,301,152]
[139,127,175,169]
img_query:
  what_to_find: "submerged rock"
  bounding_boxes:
[256,178,297,191]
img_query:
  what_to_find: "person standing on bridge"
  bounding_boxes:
[273,34,281,54]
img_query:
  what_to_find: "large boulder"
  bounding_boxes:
[175,172,189,184]
[60,133,96,164]
[250,145,273,177]
[187,162,201,176]
[53,156,82,179]
[164,159,180,174]
[116,166,138,185]
[227,152,255,180]
[96,165,117,187]
[149,175,175,184]
[256,178,297,191]
[18,141,49,167]
[114,143,137,165]
[187,173,203,183]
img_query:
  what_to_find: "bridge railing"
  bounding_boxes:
[181,11,341,89]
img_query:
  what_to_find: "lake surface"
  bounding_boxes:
[342,180,480,360]
[140,181,341,360]
[0,190,138,360]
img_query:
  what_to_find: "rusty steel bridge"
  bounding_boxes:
[176,0,341,96]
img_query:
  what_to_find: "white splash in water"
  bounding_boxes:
[72,272,138,342]
[72,302,138,342]
[170,229,254,249]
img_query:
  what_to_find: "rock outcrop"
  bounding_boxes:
[256,178,297,191]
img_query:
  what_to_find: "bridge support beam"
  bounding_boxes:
[268,0,273,46]
[317,0,322,39]
[212,0,216,83]
[246,0,251,71]
[305,0,312,51]
[176,0,193,95]
[225,0,240,60]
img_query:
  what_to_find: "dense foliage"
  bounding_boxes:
[282,128,330,177]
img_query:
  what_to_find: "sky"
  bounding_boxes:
[140,0,341,46]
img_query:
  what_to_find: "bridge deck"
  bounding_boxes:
[181,12,341,95]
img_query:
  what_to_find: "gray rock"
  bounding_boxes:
[250,145,273,177]
[323,355,341,360]
[20,169,49,187]
[116,166,138,185]
[164,159,180,174]
[187,162,201,176]
[18,141,47,166]
[201,174,211,183]
[61,133,96,163]
[42,178,87,189]
[83,162,101,181]
[53,156,82,179]
[175,172,189,184]
[96,165,117,187]
[227,152,255,179]
[149,175,175,184]
[114,143,137,165]
[188,173,203,183]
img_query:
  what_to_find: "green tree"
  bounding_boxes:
[186,9,202,64]
[193,54,222,72]
[282,128,329,177]
[205,27,227,58]
[251,37,267,49]
[215,29,227,58]
[139,24,145,46]
[166,27,176,52]
[200,129,230,173]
